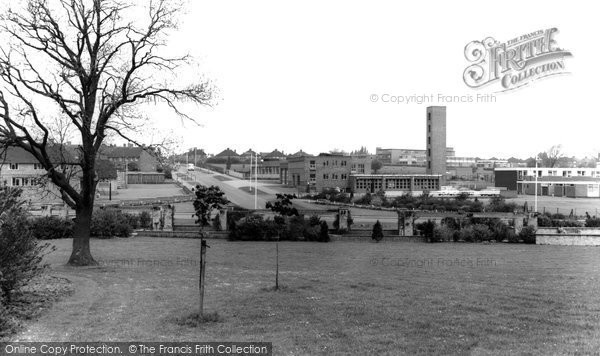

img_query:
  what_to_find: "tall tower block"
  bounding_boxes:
[426,106,446,178]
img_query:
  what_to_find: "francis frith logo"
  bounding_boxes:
[463,28,572,92]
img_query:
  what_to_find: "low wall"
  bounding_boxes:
[536,227,600,246]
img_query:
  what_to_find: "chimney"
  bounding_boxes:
[128,143,133,148]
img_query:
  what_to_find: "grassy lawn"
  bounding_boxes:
[10,237,600,355]
[509,195,600,216]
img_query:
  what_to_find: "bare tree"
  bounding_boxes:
[545,145,564,168]
[0,0,211,265]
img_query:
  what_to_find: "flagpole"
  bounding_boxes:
[254,153,258,209]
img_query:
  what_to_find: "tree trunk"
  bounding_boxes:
[68,203,97,266]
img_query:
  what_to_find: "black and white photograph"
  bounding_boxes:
[0,0,599,355]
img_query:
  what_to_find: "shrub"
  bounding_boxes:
[432,225,455,242]
[487,197,518,213]
[354,192,372,205]
[459,224,492,242]
[281,215,306,241]
[90,209,133,238]
[0,294,18,338]
[0,208,53,302]
[519,225,536,244]
[586,217,600,227]
[372,220,384,242]
[308,214,321,227]
[124,212,140,230]
[302,225,320,241]
[416,220,435,239]
[537,214,552,227]
[29,216,74,240]
[228,215,278,241]
[138,211,152,229]
[319,221,330,242]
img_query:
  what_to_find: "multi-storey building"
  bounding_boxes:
[284,153,373,192]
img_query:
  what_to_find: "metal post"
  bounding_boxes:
[109,181,112,201]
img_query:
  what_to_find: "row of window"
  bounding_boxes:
[8,177,37,186]
[4,163,44,170]
[321,160,348,167]
[322,174,348,180]
[351,164,365,174]
[520,170,600,178]
[355,178,439,190]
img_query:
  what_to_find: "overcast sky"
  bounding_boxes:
[3,0,599,159]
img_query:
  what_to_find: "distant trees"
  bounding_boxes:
[527,145,566,167]
[351,146,370,155]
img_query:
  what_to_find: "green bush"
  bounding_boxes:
[138,211,152,229]
[519,225,536,244]
[354,192,372,205]
[416,220,435,239]
[459,224,492,242]
[319,221,330,242]
[302,225,320,241]
[124,213,140,230]
[281,215,307,241]
[372,220,384,242]
[0,208,53,302]
[0,295,17,338]
[586,217,600,227]
[90,209,133,238]
[29,216,74,240]
[432,225,455,242]
[228,215,278,241]
[308,214,321,227]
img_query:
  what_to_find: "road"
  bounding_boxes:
[174,167,400,229]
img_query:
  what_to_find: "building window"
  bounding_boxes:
[428,124,431,133]
[341,161,347,166]
[323,174,329,180]
[341,174,347,180]
[309,174,316,183]
[428,112,431,121]
[9,163,18,170]
[33,163,43,170]
[11,177,21,186]
[309,160,315,169]
[428,137,431,144]
[358,164,365,174]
